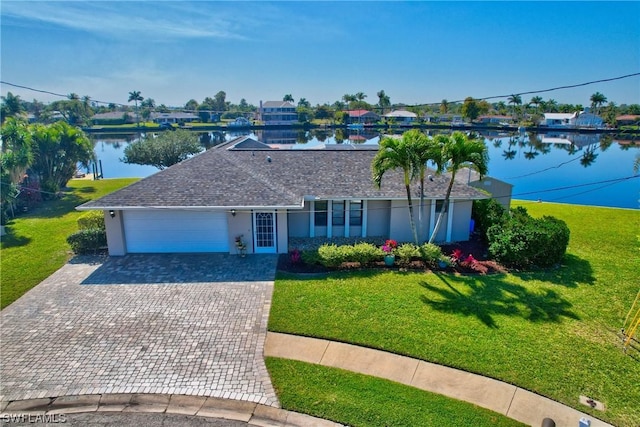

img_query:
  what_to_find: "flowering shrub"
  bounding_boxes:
[290,248,301,264]
[381,239,398,254]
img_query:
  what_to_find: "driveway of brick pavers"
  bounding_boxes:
[0,254,279,407]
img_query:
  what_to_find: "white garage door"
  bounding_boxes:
[123,210,229,253]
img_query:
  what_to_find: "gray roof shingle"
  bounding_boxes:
[79,137,488,210]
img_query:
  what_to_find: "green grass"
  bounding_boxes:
[269,201,640,427]
[266,358,525,427]
[0,178,137,309]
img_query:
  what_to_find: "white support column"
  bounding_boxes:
[309,200,315,238]
[344,200,350,237]
[446,200,454,243]
[362,200,368,237]
[327,200,333,238]
[429,201,436,238]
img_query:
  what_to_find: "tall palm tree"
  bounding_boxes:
[409,130,442,241]
[372,134,419,244]
[589,92,607,114]
[377,90,390,114]
[507,94,522,120]
[128,91,144,128]
[428,132,488,244]
[440,99,449,114]
[530,96,543,114]
[283,94,294,103]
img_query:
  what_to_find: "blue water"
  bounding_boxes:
[90,131,639,209]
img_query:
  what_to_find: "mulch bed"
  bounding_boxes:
[277,235,507,275]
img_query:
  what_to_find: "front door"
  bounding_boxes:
[253,211,277,253]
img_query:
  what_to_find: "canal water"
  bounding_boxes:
[88,129,639,210]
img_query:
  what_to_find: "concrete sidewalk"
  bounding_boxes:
[265,332,613,427]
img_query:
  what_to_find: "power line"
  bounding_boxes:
[3,71,639,109]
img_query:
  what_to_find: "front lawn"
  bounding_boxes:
[269,202,640,427]
[266,358,525,427]
[0,178,137,309]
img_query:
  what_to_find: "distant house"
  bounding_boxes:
[541,112,603,128]
[78,136,495,256]
[477,115,513,125]
[259,101,297,125]
[91,112,135,125]
[540,113,578,128]
[385,110,417,124]
[347,110,380,124]
[616,115,640,126]
[151,112,199,124]
[574,112,604,128]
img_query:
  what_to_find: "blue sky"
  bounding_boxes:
[1,1,639,108]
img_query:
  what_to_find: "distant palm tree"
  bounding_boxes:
[283,94,294,103]
[530,96,543,116]
[428,132,488,244]
[590,92,607,114]
[377,90,390,114]
[355,92,367,101]
[128,90,144,128]
[440,99,449,114]
[508,94,522,120]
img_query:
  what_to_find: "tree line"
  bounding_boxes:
[3,89,639,128]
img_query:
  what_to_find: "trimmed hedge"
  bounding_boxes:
[487,208,570,268]
[67,229,107,254]
[77,210,105,231]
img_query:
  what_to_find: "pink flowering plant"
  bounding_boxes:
[381,239,398,255]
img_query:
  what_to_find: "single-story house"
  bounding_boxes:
[78,136,494,256]
[91,111,136,125]
[152,112,199,124]
[347,110,380,124]
[385,110,417,124]
[616,115,640,126]
[540,112,577,127]
[574,112,604,128]
[477,115,513,125]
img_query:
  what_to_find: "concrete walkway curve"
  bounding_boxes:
[265,332,613,427]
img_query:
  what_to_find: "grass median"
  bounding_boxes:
[268,201,640,426]
[0,178,137,309]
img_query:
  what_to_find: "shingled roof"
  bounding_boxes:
[79,137,487,210]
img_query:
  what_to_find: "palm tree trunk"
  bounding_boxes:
[405,184,419,245]
[428,172,456,244]
[418,175,425,243]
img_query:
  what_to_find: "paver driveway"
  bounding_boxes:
[0,254,279,407]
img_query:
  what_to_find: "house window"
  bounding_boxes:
[315,201,327,226]
[349,201,363,226]
[332,201,345,226]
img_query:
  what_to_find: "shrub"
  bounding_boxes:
[317,244,349,268]
[487,209,570,268]
[472,198,508,242]
[67,229,107,254]
[395,243,420,266]
[351,242,383,266]
[419,243,443,266]
[301,249,321,266]
[77,210,105,231]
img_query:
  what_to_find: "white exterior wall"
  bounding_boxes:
[287,204,309,238]
[104,210,126,256]
[450,200,473,242]
[366,200,390,237]
[228,210,253,254]
[389,200,414,243]
[276,209,288,254]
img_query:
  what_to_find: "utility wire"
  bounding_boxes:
[3,71,639,109]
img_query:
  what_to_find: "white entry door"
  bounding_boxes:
[253,211,277,253]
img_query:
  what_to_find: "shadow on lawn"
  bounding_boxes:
[510,254,596,288]
[419,273,580,329]
[0,227,32,248]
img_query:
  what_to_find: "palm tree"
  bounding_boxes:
[0,92,24,123]
[372,134,420,244]
[530,96,543,114]
[283,94,294,103]
[128,91,144,128]
[508,94,522,120]
[428,132,488,244]
[355,92,367,101]
[377,90,390,114]
[590,92,607,114]
[409,130,442,241]
[440,99,449,114]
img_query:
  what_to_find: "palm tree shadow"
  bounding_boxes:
[512,254,596,288]
[419,273,580,329]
